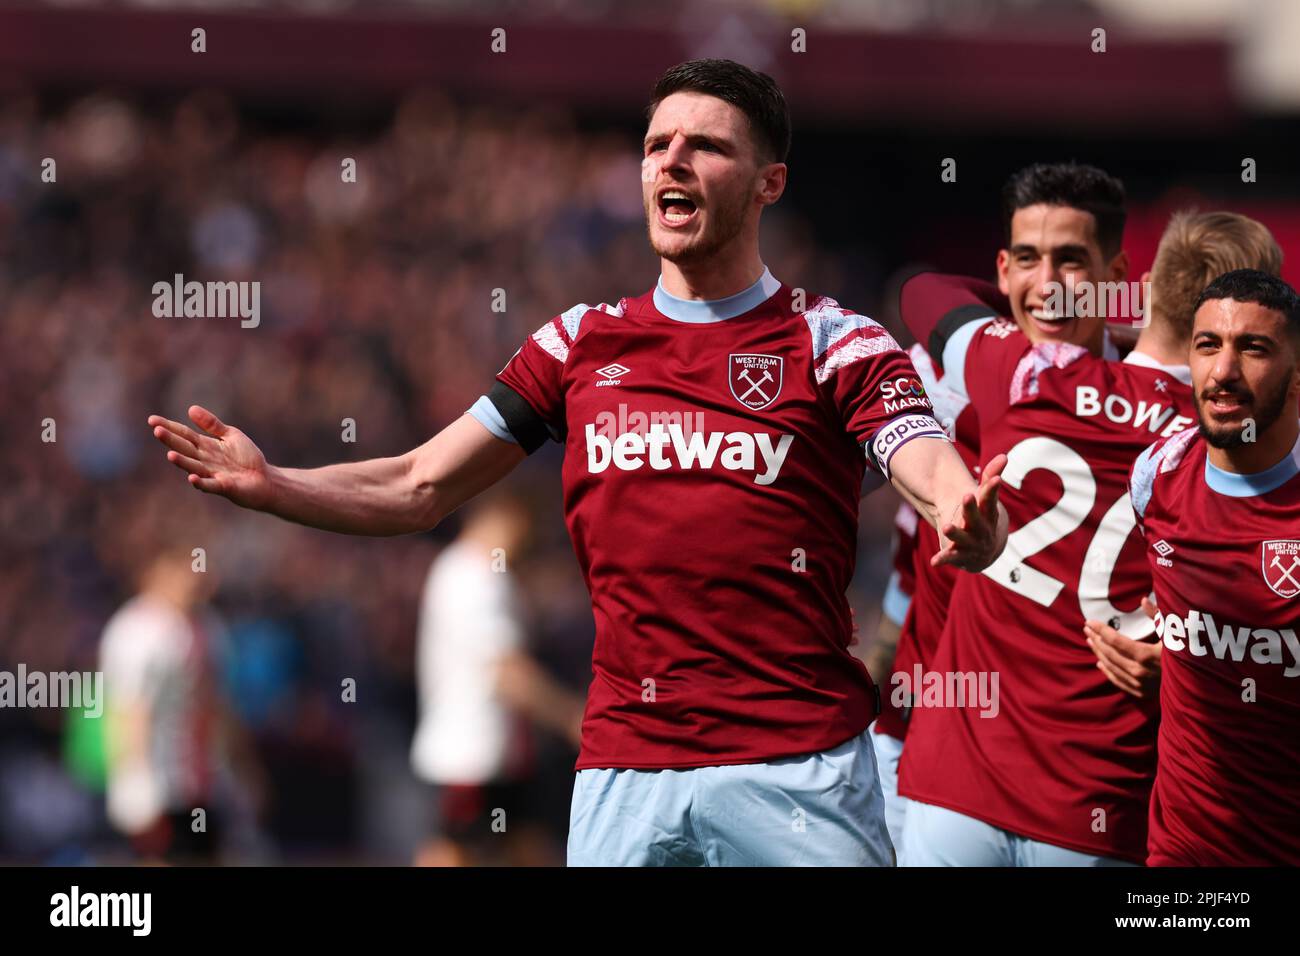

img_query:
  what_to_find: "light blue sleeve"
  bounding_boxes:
[881,570,912,627]
[1129,440,1162,521]
[467,395,518,444]
[939,316,994,403]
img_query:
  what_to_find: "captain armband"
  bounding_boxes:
[868,414,950,480]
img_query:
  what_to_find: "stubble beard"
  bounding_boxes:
[646,189,748,266]
[1196,374,1291,448]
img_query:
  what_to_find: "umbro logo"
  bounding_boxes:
[595,363,629,387]
[1153,539,1174,567]
[1154,379,1168,392]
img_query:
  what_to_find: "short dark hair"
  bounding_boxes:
[1002,162,1127,259]
[647,58,791,165]
[1194,268,1300,342]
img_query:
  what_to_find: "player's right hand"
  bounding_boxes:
[1084,597,1162,698]
[147,405,272,510]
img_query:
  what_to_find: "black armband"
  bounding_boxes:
[488,381,555,454]
[929,304,997,370]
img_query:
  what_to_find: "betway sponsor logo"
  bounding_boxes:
[585,422,793,485]
[1154,608,1300,677]
[1076,387,1193,437]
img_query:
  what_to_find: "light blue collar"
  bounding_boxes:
[1205,431,1300,497]
[653,267,782,323]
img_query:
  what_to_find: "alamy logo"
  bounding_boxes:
[1262,540,1300,599]
[890,665,1000,718]
[1,666,103,717]
[50,886,151,936]
[1043,278,1151,326]
[152,273,260,328]
[592,403,704,439]
[594,363,629,387]
[729,354,783,410]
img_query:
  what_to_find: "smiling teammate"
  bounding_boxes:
[147,59,1007,867]
[876,164,1124,859]
[896,181,1283,864]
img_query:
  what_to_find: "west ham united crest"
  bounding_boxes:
[729,354,783,410]
[1262,540,1300,599]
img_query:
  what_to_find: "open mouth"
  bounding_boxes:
[1204,391,1251,415]
[657,189,699,227]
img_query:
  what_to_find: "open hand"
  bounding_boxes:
[147,405,272,511]
[932,453,1009,572]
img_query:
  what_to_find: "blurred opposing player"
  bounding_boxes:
[147,59,1007,866]
[100,549,242,863]
[1129,269,1300,865]
[897,168,1217,866]
[411,492,584,866]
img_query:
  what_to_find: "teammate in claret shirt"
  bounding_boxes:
[896,174,1281,864]
[1128,269,1300,865]
[145,58,1008,867]
[898,188,1183,865]
[874,165,1139,861]
[1081,212,1283,701]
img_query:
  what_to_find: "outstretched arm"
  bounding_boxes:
[886,438,1008,572]
[148,405,525,536]
[899,271,1009,369]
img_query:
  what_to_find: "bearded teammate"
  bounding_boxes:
[146,59,1007,867]
[1086,213,1284,698]
[1128,269,1300,865]
[896,173,1277,865]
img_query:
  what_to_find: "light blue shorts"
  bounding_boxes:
[868,723,912,857]
[901,799,1139,867]
[567,728,894,866]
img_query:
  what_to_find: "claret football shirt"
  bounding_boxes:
[897,308,1195,862]
[1131,428,1300,865]
[469,267,947,769]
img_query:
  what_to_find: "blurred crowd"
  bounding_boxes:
[0,87,896,863]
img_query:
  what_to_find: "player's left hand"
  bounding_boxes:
[1084,597,1162,698]
[933,453,1009,572]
